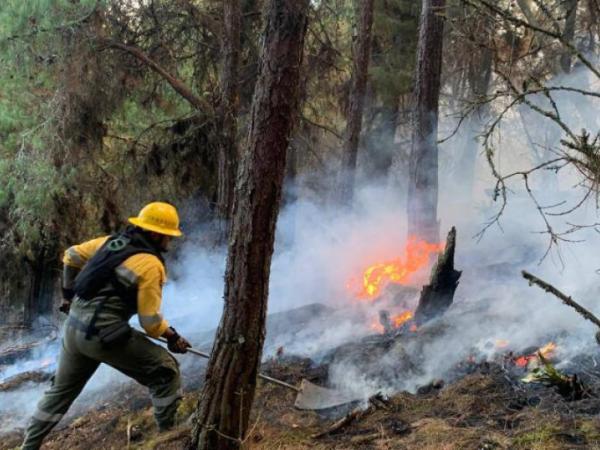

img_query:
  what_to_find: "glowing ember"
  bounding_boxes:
[539,342,557,357]
[515,355,536,367]
[514,342,557,367]
[409,323,418,332]
[354,237,444,300]
[392,311,414,328]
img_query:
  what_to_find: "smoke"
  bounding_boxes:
[2,56,600,435]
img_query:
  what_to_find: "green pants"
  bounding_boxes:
[22,322,181,450]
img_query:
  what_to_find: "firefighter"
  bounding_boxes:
[22,202,191,450]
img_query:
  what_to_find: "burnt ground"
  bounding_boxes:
[2,357,600,450]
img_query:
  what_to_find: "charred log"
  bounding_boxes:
[414,227,461,325]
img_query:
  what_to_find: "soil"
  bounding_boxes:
[2,357,600,450]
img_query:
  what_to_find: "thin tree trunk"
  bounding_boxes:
[516,0,539,27]
[560,0,579,73]
[338,0,375,205]
[407,0,446,243]
[588,0,598,52]
[216,0,242,223]
[190,1,309,449]
[364,102,400,179]
[458,12,493,201]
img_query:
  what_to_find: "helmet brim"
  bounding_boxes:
[128,217,183,237]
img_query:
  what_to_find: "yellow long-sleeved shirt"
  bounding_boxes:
[63,235,169,337]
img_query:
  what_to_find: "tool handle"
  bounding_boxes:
[146,333,300,392]
[257,373,300,392]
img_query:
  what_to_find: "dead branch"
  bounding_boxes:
[311,393,390,439]
[103,41,212,112]
[311,407,368,439]
[522,270,600,328]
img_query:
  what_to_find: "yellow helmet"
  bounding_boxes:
[128,202,183,237]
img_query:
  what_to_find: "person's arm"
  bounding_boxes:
[123,255,191,353]
[60,236,110,314]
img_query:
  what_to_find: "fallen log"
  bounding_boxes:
[0,336,57,366]
[415,227,461,325]
[0,370,52,392]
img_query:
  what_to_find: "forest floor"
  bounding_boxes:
[2,356,600,450]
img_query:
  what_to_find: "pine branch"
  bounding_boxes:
[2,0,100,43]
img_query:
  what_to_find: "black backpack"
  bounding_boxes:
[74,227,164,301]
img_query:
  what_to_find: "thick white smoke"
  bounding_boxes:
[2,61,600,433]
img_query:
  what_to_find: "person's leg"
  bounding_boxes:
[22,328,99,450]
[99,330,182,430]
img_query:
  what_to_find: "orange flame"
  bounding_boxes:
[392,311,414,328]
[355,237,444,300]
[515,342,557,367]
[371,310,416,334]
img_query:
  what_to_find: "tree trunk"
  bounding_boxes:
[560,0,579,74]
[407,0,445,243]
[216,0,242,224]
[190,1,309,449]
[338,0,375,205]
[587,0,598,52]
[23,250,57,326]
[364,102,400,179]
[457,12,493,201]
[516,0,539,27]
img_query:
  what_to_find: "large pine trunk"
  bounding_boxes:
[338,0,375,205]
[190,1,309,449]
[216,0,242,222]
[407,0,446,243]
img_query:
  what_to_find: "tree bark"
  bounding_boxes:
[457,10,494,201]
[338,0,375,205]
[216,0,242,223]
[560,0,579,73]
[516,0,539,28]
[190,1,309,449]
[407,0,446,243]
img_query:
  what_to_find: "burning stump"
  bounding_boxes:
[415,227,461,325]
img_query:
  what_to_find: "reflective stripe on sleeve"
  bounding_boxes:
[139,313,164,328]
[32,408,64,423]
[151,390,182,408]
[65,247,85,267]
[115,265,139,288]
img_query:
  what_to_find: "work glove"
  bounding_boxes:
[167,327,191,353]
[58,288,74,315]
